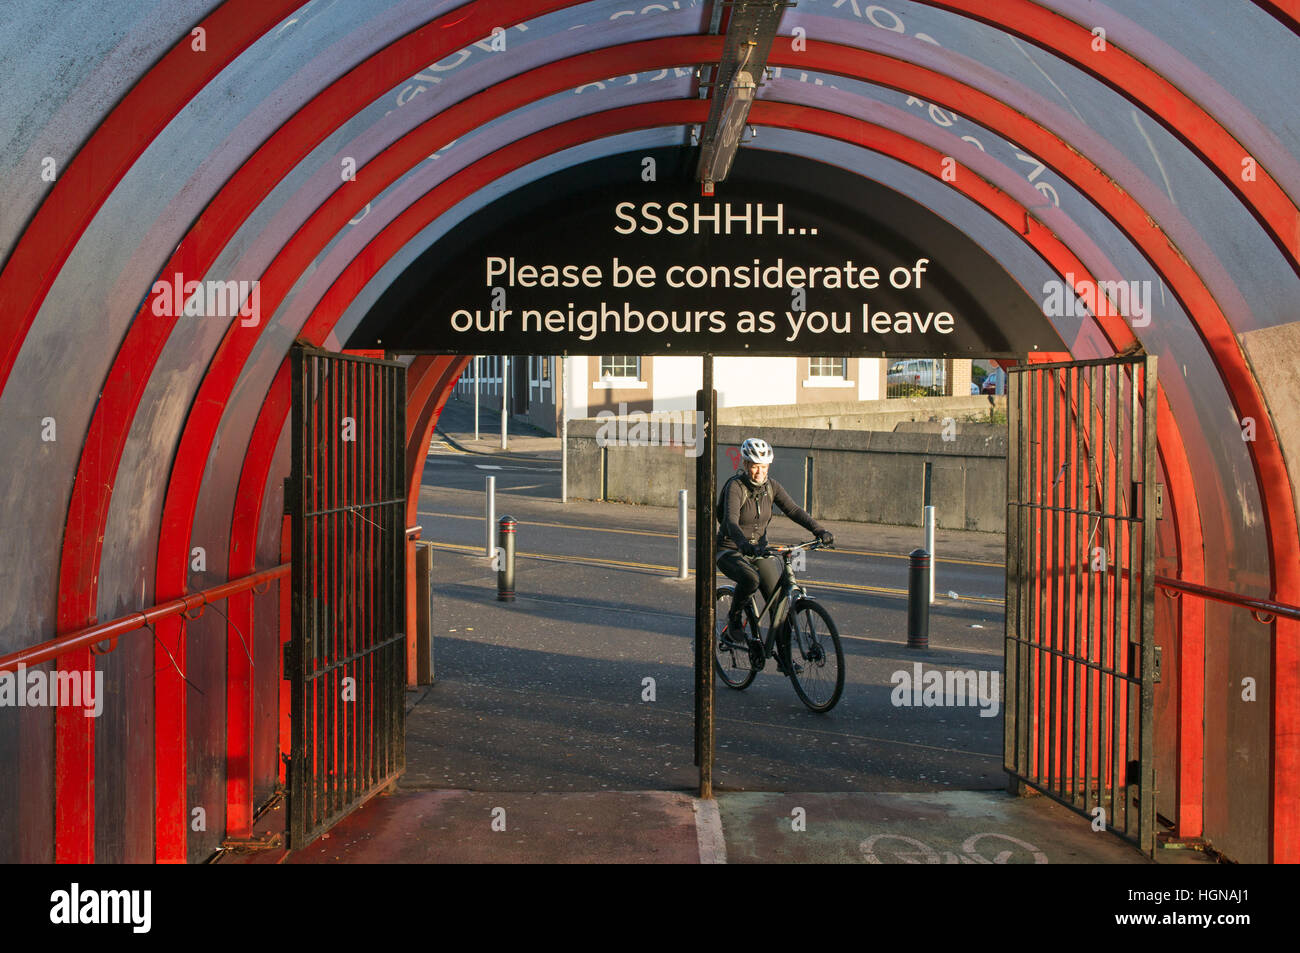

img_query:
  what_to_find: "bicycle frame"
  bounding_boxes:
[744,540,820,655]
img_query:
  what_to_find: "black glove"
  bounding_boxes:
[740,542,759,558]
[817,530,834,547]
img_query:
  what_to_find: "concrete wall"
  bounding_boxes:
[566,419,1008,533]
[717,395,1005,431]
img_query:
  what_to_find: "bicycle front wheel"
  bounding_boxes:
[786,599,844,712]
[714,587,758,690]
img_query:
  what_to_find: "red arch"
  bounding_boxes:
[165,92,1270,858]
[915,0,1300,273]
[0,0,305,398]
[211,96,1211,850]
[32,22,1289,858]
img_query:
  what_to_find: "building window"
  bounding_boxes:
[541,356,550,381]
[599,355,640,380]
[809,357,846,378]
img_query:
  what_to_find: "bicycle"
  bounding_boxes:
[713,539,845,713]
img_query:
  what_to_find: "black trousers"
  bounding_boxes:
[717,550,783,615]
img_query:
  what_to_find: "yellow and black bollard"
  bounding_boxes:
[907,548,930,649]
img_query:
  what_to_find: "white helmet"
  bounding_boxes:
[741,437,774,465]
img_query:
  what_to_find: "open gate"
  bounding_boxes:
[288,345,407,849]
[1004,355,1158,855]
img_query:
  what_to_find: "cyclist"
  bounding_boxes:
[717,437,834,641]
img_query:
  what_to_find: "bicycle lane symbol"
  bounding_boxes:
[859,833,1048,864]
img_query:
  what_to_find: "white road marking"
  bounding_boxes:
[694,798,727,864]
[475,465,502,470]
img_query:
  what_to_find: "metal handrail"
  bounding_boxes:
[1155,574,1300,623]
[0,564,289,673]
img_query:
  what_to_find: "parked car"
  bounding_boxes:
[886,359,944,388]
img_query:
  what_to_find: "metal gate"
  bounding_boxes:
[288,345,407,848]
[1004,355,1157,854]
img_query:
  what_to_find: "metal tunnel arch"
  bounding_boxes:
[0,0,1295,865]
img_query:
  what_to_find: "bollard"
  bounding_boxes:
[497,516,517,601]
[678,489,689,579]
[907,548,930,649]
[485,475,495,557]
[415,543,434,685]
[923,504,936,605]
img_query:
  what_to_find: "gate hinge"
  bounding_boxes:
[1155,482,1164,520]
[1153,645,1162,683]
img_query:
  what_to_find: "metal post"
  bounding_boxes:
[415,543,434,685]
[500,356,509,450]
[678,489,689,580]
[561,416,569,504]
[496,516,517,601]
[559,355,568,504]
[474,355,480,442]
[485,475,495,557]
[907,548,931,649]
[694,356,716,797]
[921,460,932,523]
[923,504,936,604]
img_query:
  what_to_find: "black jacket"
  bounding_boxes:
[717,472,823,554]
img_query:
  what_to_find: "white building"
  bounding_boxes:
[453,355,994,434]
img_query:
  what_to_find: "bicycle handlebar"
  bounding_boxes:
[766,538,832,556]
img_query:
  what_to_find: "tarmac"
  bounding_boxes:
[219,400,1217,865]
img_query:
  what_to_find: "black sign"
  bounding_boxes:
[349,149,1062,357]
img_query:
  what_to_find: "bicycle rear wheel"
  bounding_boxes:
[785,598,844,712]
[714,587,758,690]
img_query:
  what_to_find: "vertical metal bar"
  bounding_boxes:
[474,355,480,442]
[1128,358,1138,842]
[367,362,378,791]
[375,361,386,785]
[1139,355,1158,854]
[500,355,509,450]
[694,356,716,797]
[1110,361,1124,832]
[1071,365,1085,808]
[1055,367,1069,799]
[1097,363,1112,826]
[1081,365,1096,815]
[307,353,320,836]
[486,476,495,557]
[388,361,399,776]
[351,360,365,805]
[289,347,304,847]
[1003,367,1022,787]
[392,356,403,774]
[379,360,389,784]
[365,359,377,799]
[1034,365,1048,789]
[374,362,384,773]
[1045,366,1055,795]
[334,359,349,821]
[678,489,689,580]
[320,357,334,828]
[387,362,395,779]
